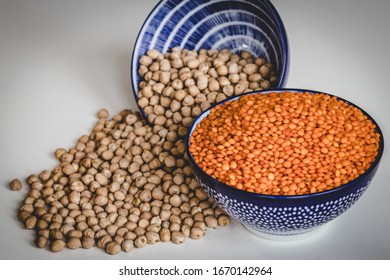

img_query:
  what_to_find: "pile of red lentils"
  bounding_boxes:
[189,91,381,195]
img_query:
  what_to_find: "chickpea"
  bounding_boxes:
[159,228,171,242]
[190,227,205,240]
[215,93,226,103]
[197,75,208,90]
[140,55,153,66]
[25,216,37,229]
[145,231,160,244]
[171,58,183,69]
[260,80,271,89]
[183,95,195,107]
[134,235,147,248]
[218,76,230,87]
[97,235,112,249]
[216,65,228,76]
[121,240,134,252]
[205,216,218,229]
[134,226,146,236]
[54,148,67,160]
[187,58,200,69]
[160,59,171,71]
[67,238,82,250]
[36,236,48,248]
[10,179,22,191]
[95,173,108,186]
[105,241,121,255]
[82,237,95,249]
[95,195,108,206]
[124,231,137,241]
[243,63,258,75]
[222,85,234,97]
[259,65,270,78]
[228,63,238,74]
[195,188,208,200]
[50,240,65,252]
[171,231,185,244]
[181,224,191,237]
[169,194,181,207]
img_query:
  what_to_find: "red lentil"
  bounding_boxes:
[189,91,380,195]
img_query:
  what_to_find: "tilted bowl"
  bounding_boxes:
[131,0,289,119]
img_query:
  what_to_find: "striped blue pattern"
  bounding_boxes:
[131,0,289,97]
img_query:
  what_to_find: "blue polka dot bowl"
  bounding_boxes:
[131,0,289,118]
[185,89,384,240]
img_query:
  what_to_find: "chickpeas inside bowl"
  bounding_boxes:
[186,89,384,238]
[131,0,289,122]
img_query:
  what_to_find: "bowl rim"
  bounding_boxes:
[185,88,385,200]
[130,0,290,120]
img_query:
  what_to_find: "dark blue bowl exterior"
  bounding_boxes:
[186,89,384,236]
[192,161,378,235]
[131,0,289,118]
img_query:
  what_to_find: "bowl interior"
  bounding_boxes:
[131,0,289,102]
[186,88,384,200]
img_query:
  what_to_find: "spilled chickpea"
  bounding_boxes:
[189,91,380,195]
[12,109,230,255]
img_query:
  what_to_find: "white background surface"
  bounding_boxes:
[0,0,389,260]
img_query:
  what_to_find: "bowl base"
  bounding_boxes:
[243,225,322,241]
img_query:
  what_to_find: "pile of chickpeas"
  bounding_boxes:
[10,48,279,255]
[189,91,381,195]
[12,109,230,255]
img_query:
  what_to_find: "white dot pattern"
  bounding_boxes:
[197,175,372,235]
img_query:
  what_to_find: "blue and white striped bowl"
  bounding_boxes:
[131,0,289,110]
